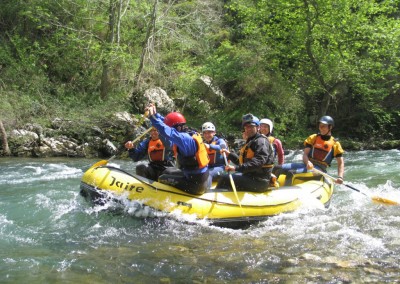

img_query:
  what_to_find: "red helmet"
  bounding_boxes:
[164,112,186,127]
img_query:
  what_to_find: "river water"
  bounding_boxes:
[1,150,399,283]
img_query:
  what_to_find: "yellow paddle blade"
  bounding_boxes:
[89,160,108,169]
[371,196,400,206]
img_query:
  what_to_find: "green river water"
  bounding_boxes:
[1,150,399,283]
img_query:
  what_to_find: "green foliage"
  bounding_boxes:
[202,31,305,136]
[1,0,400,146]
[224,0,400,140]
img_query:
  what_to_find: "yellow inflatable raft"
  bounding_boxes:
[80,164,334,228]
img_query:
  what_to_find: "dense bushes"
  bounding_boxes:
[1,0,399,147]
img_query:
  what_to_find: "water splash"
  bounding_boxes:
[1,154,400,282]
[0,162,82,185]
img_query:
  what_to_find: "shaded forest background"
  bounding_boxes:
[1,0,400,151]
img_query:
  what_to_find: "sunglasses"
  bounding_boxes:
[173,123,185,130]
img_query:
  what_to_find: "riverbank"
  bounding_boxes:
[1,114,400,159]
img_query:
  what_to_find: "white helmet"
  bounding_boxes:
[202,122,216,132]
[260,118,273,133]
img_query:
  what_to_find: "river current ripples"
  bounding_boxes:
[1,150,399,283]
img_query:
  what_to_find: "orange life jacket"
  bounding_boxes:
[173,133,209,170]
[309,135,335,167]
[206,141,217,166]
[147,138,166,162]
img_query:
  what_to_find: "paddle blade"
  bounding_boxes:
[89,160,108,169]
[371,196,400,206]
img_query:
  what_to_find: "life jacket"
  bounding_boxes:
[147,139,166,162]
[268,136,275,144]
[239,135,274,168]
[206,140,218,166]
[267,136,277,158]
[308,134,336,167]
[173,133,209,170]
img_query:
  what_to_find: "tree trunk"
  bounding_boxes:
[303,0,332,117]
[116,0,130,44]
[100,0,129,100]
[99,0,117,100]
[132,0,158,91]
[0,120,11,156]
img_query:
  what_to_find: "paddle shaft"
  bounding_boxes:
[112,127,153,160]
[313,168,399,205]
[312,168,367,196]
[222,151,242,208]
[90,127,153,169]
[131,126,153,144]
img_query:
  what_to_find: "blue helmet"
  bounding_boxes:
[242,113,260,127]
[318,116,334,127]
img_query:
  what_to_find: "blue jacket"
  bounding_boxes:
[150,113,208,174]
[128,130,173,164]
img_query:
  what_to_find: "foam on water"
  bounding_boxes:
[0,214,37,245]
[0,214,13,226]
[1,162,82,185]
[35,191,82,222]
[1,154,400,283]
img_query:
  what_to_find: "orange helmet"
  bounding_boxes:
[164,112,186,127]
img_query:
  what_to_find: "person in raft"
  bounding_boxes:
[274,115,345,185]
[146,103,210,195]
[201,122,228,182]
[217,113,275,192]
[124,127,175,181]
[259,118,285,165]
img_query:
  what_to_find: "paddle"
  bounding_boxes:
[312,168,399,206]
[221,146,242,208]
[89,126,153,169]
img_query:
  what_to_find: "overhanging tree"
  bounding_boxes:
[225,0,400,137]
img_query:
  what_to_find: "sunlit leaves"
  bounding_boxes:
[223,0,400,138]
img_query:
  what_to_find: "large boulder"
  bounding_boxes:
[10,129,39,141]
[34,136,86,157]
[83,136,117,158]
[8,129,39,157]
[114,111,137,125]
[195,75,225,105]
[4,111,159,158]
[131,87,175,114]
[142,87,175,113]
